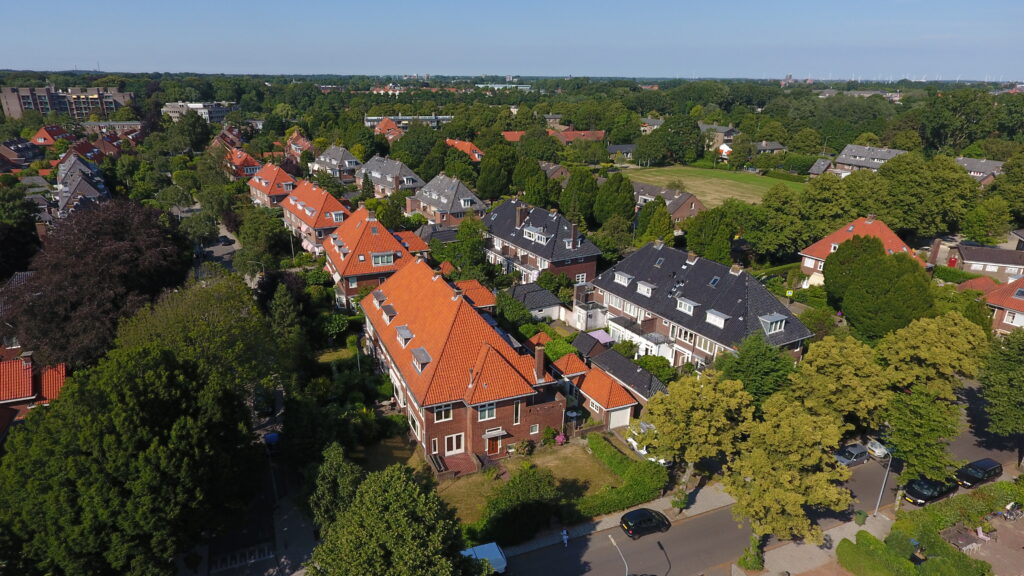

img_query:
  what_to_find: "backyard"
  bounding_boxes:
[624,165,805,207]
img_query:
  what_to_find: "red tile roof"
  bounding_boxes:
[552,353,588,376]
[375,118,404,143]
[225,147,262,178]
[248,164,297,198]
[445,139,485,162]
[800,217,920,263]
[577,367,637,410]
[394,231,429,254]
[364,261,553,407]
[528,332,552,348]
[0,358,33,403]
[548,130,606,145]
[40,364,66,402]
[281,179,351,230]
[455,280,496,309]
[324,207,413,279]
[439,261,455,276]
[32,125,70,146]
[984,277,1024,313]
[286,131,312,159]
[957,276,998,294]
[502,131,526,143]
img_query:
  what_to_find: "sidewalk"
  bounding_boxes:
[747,512,894,576]
[504,482,737,557]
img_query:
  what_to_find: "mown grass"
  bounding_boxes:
[624,165,805,207]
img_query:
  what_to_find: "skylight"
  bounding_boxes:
[1014,288,1024,300]
[709,276,720,287]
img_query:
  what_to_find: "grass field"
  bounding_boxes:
[624,165,805,207]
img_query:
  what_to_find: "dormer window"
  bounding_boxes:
[1014,288,1024,300]
[396,325,414,347]
[637,281,655,297]
[411,347,431,373]
[830,243,839,253]
[675,296,697,315]
[461,198,473,208]
[381,305,397,324]
[372,253,395,267]
[614,272,633,286]
[372,289,386,308]
[705,309,729,329]
[759,312,787,335]
[331,211,346,222]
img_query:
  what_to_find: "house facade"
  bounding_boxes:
[833,144,907,174]
[983,278,1024,335]
[952,245,1024,284]
[799,216,918,287]
[362,260,566,476]
[224,147,262,181]
[1,86,133,120]
[483,199,602,285]
[405,174,485,226]
[309,145,362,183]
[357,156,426,198]
[579,242,811,369]
[248,164,297,207]
[697,122,739,151]
[280,180,351,255]
[632,183,705,228]
[324,207,414,308]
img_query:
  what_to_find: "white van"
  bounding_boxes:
[461,542,508,574]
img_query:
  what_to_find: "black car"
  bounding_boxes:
[904,477,958,506]
[619,508,670,540]
[955,458,1003,488]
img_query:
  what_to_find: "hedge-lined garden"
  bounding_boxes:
[577,434,670,517]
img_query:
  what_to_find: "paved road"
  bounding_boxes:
[508,507,748,576]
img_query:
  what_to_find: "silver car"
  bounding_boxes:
[835,443,870,466]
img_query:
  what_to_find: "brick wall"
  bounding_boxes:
[549,258,597,283]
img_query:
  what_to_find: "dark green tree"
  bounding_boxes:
[716,332,794,406]
[635,355,677,383]
[477,464,560,545]
[823,235,886,309]
[841,254,935,341]
[634,196,674,246]
[310,443,364,532]
[390,123,439,174]
[982,330,1024,466]
[0,185,40,280]
[590,214,633,261]
[559,167,597,226]
[360,172,375,201]
[593,173,636,225]
[475,154,510,200]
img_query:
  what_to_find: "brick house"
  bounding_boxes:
[357,156,426,198]
[405,174,485,226]
[309,145,362,184]
[955,157,1004,187]
[952,245,1024,284]
[1013,229,1024,251]
[362,260,566,476]
[483,199,602,285]
[280,180,351,255]
[632,182,705,229]
[445,139,485,162]
[324,207,414,309]
[579,242,810,369]
[374,117,405,144]
[538,161,570,183]
[0,353,66,441]
[983,278,1024,335]
[248,164,297,207]
[833,144,907,174]
[547,130,605,145]
[224,147,262,181]
[285,130,312,162]
[697,122,739,151]
[799,216,919,287]
[31,125,72,147]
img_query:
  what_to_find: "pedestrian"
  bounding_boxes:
[561,528,569,548]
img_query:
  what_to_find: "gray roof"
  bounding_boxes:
[957,245,1024,267]
[607,144,636,155]
[19,176,51,194]
[571,331,607,359]
[809,158,832,175]
[835,144,907,170]
[755,141,786,152]
[315,145,361,168]
[0,271,34,318]
[57,171,106,214]
[508,283,562,311]
[590,349,667,401]
[412,174,483,214]
[57,155,98,185]
[415,223,458,244]
[538,161,568,180]
[697,122,739,136]
[592,243,812,349]
[955,157,1004,181]
[485,199,603,263]
[641,117,664,127]
[631,182,697,214]
[358,156,425,190]
[1013,229,1024,242]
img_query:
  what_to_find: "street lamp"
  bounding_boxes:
[608,534,629,576]
[873,423,893,518]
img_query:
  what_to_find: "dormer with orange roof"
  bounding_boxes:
[248,163,297,207]
[224,147,262,181]
[799,216,921,287]
[324,207,413,308]
[32,125,71,147]
[374,117,405,144]
[280,179,351,255]
[363,260,566,470]
[445,139,485,162]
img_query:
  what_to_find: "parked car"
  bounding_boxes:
[619,508,671,540]
[955,458,1003,489]
[904,477,958,506]
[461,542,507,574]
[835,443,870,467]
[865,439,889,460]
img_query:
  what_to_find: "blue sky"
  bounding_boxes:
[5,0,1021,81]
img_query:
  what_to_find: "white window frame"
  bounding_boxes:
[530,424,540,435]
[676,299,694,315]
[695,335,715,354]
[444,433,464,455]
[767,320,785,334]
[637,284,652,297]
[434,404,453,423]
[372,253,395,267]
[985,264,999,272]
[348,277,358,288]
[970,263,984,271]
[513,400,521,425]
[589,399,601,413]
[478,403,496,421]
[1006,310,1024,327]
[575,273,587,283]
[431,438,438,454]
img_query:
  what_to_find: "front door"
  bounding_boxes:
[486,436,499,455]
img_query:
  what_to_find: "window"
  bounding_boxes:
[434,404,453,423]
[708,276,720,287]
[637,284,651,297]
[589,399,601,413]
[478,403,496,421]
[575,273,587,283]
[803,257,816,268]
[817,261,825,271]
[695,335,715,354]
[372,253,395,267]
[970,263,984,271]
[348,277,358,288]
[830,243,839,253]
[1006,311,1024,327]
[444,433,464,455]
[513,400,521,425]
[985,264,999,272]
[530,424,540,435]
[1006,267,1020,275]
[431,438,438,454]
[676,298,695,315]
[767,319,785,333]
[614,272,633,286]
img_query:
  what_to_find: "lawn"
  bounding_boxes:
[351,436,423,473]
[316,346,355,364]
[624,165,805,207]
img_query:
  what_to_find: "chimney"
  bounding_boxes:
[392,173,400,191]
[453,287,463,301]
[730,263,742,276]
[569,222,577,246]
[686,251,698,265]
[515,204,527,228]
[534,345,546,383]
[866,214,876,224]
[366,210,377,222]
[358,201,366,210]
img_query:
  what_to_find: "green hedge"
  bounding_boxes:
[577,435,669,517]
[933,265,984,284]
[765,170,808,183]
[837,531,917,576]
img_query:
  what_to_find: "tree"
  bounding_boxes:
[561,139,607,165]
[639,370,753,490]
[853,132,882,147]
[475,154,510,200]
[512,157,544,191]
[787,336,890,429]
[682,200,757,265]
[178,210,218,246]
[593,173,636,225]
[982,330,1024,465]
[884,387,961,481]
[724,395,851,544]
[634,195,673,246]
[961,196,1013,244]
[635,355,677,384]
[517,128,560,162]
[309,465,472,576]
[789,128,823,154]
[823,235,885,309]
[476,463,560,545]
[590,214,632,261]
[168,109,212,151]
[310,443,364,532]
[234,206,292,275]
[716,333,794,406]
[559,167,597,226]
[391,123,440,174]
[269,282,309,373]
[0,185,40,280]
[0,201,191,367]
[841,253,935,341]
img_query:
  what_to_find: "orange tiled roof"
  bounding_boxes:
[502,131,526,142]
[957,276,998,294]
[985,277,1024,313]
[324,207,412,278]
[32,125,70,146]
[553,353,588,376]
[394,230,429,253]
[528,332,552,347]
[445,139,484,162]
[286,131,312,156]
[547,130,606,145]
[248,164,297,197]
[364,261,552,407]
[374,118,404,142]
[577,367,637,410]
[0,358,33,402]
[800,217,920,263]
[455,280,496,309]
[40,364,66,402]
[281,179,350,230]
[225,147,262,177]
[439,261,455,276]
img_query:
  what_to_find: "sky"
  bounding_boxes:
[4,0,1021,81]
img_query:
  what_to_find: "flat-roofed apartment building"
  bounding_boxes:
[0,87,133,120]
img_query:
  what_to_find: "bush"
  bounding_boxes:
[933,265,984,284]
[577,435,669,517]
[737,535,764,571]
[854,509,868,526]
[541,426,558,446]
[837,531,916,576]
[689,158,716,169]
[476,463,560,545]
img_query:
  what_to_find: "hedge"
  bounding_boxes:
[577,435,669,517]
[836,530,916,576]
[933,265,984,284]
[765,170,808,183]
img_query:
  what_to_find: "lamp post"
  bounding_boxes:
[873,452,894,517]
[608,534,629,576]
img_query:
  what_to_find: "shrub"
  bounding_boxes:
[854,509,868,526]
[577,435,669,517]
[519,440,536,456]
[476,463,560,545]
[737,535,764,571]
[765,170,807,183]
[933,265,984,284]
[541,426,558,446]
[836,530,916,576]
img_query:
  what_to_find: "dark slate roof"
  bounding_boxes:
[358,156,425,190]
[508,283,562,310]
[755,141,786,152]
[957,244,1024,267]
[412,174,483,214]
[809,158,832,175]
[590,349,667,401]
[608,144,636,155]
[485,199,602,263]
[1013,229,1024,242]
[955,157,1004,181]
[592,243,812,349]
[415,223,458,244]
[697,122,739,136]
[571,331,607,359]
[835,144,907,170]
[19,176,51,195]
[631,182,696,214]
[315,145,361,168]
[538,161,568,180]
[57,155,98,185]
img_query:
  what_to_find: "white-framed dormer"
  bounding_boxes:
[636,281,655,297]
[759,312,787,335]
[614,272,634,286]
[396,325,414,347]
[676,296,697,315]
[705,309,729,329]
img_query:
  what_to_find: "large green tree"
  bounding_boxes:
[559,167,597,226]
[961,196,1013,245]
[310,443,364,532]
[0,184,40,280]
[982,330,1024,466]
[716,333,794,406]
[593,173,636,225]
[787,336,890,429]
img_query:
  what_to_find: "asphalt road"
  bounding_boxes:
[508,507,749,576]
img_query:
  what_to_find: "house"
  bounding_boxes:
[640,118,664,136]
[809,158,832,177]
[983,278,1024,335]
[538,161,570,182]
[393,230,431,256]
[280,180,351,255]
[568,366,638,430]
[415,223,459,245]
[580,242,811,368]
[68,139,105,163]
[92,135,122,160]
[309,145,362,184]
[285,131,312,162]
[0,272,34,360]
[324,207,413,308]
[957,276,998,295]
[248,164,297,207]
[697,122,739,151]
[834,144,907,173]
[951,245,1024,283]
[548,130,605,145]
[543,114,563,128]
[455,280,496,312]
[955,157,1004,186]
[212,125,245,150]
[1014,229,1024,251]
[224,147,262,181]
[405,174,485,226]
[484,199,602,284]
[82,120,143,135]
[755,141,787,155]
[799,216,918,287]
[31,125,71,146]
[0,353,66,440]
[374,117,405,143]
[608,144,636,161]
[445,139,485,162]
[357,156,425,198]
[632,183,705,228]
[0,138,42,167]
[362,260,567,476]
[161,101,237,123]
[364,115,453,130]
[509,283,563,321]
[501,131,526,143]
[53,155,108,219]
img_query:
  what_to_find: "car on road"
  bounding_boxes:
[620,508,671,540]
[835,443,870,467]
[865,439,889,460]
[904,477,958,506]
[955,458,1003,488]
